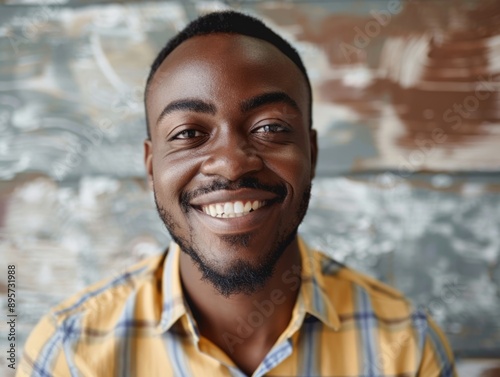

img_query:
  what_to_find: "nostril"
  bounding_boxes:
[200,149,263,180]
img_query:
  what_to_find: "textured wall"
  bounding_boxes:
[1,0,500,376]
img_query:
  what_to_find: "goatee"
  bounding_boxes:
[154,179,311,297]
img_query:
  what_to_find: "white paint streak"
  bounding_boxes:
[380,35,430,88]
[90,32,127,92]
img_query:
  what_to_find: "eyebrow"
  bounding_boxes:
[156,91,301,126]
[156,99,216,126]
[241,91,301,114]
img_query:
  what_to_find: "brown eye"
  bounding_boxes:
[253,123,289,133]
[172,129,204,140]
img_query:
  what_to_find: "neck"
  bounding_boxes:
[179,237,302,373]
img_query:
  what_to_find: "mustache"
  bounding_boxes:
[181,177,288,209]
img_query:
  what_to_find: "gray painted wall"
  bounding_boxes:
[1,1,499,375]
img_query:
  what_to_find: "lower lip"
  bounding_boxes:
[190,203,277,235]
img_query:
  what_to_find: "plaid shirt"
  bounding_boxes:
[18,237,456,377]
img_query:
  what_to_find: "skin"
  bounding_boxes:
[144,33,317,375]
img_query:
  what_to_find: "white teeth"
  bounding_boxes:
[201,200,265,218]
[234,201,244,214]
[224,202,234,215]
[244,201,252,212]
[209,204,217,217]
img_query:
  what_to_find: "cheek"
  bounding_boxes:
[153,154,198,203]
[264,147,312,191]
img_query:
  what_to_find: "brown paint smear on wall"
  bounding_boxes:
[261,0,500,166]
[481,367,500,377]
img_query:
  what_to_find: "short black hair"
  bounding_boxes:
[144,10,313,139]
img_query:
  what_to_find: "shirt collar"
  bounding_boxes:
[157,237,341,334]
[296,236,341,331]
[159,241,188,333]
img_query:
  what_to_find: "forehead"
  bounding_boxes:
[146,33,309,128]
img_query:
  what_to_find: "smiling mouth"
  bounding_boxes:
[199,200,266,218]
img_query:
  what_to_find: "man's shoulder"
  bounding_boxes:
[17,254,167,377]
[309,249,456,376]
[48,253,165,325]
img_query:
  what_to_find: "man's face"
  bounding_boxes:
[144,34,317,296]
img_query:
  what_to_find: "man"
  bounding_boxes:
[19,11,456,377]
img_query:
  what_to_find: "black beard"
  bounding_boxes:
[154,181,312,297]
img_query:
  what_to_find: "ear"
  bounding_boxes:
[309,128,318,179]
[144,138,154,190]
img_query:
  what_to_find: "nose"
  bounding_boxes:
[200,131,264,181]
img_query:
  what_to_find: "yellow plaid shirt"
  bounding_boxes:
[18,237,456,377]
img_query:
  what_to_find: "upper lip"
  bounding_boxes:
[189,188,280,207]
